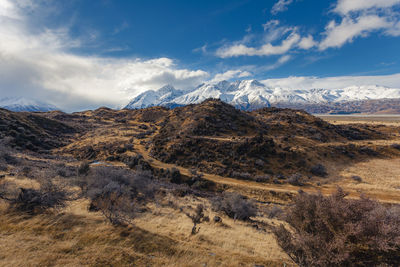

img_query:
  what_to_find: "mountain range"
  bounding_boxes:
[3,80,400,113]
[0,97,58,112]
[124,80,400,112]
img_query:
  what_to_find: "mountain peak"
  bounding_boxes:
[157,84,176,93]
[0,97,58,112]
[124,80,400,111]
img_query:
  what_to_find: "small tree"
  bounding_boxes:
[185,204,208,235]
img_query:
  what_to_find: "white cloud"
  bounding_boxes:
[0,0,209,111]
[215,19,315,58]
[271,0,293,15]
[298,35,317,49]
[261,73,400,90]
[334,0,400,15]
[319,15,390,50]
[216,31,301,58]
[319,0,400,50]
[262,55,292,71]
[210,70,252,83]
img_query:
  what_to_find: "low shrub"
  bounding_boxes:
[0,150,19,165]
[82,166,156,225]
[287,173,304,186]
[185,204,209,235]
[78,161,90,176]
[310,164,327,177]
[0,163,7,172]
[273,188,400,266]
[0,180,69,214]
[211,192,257,221]
[169,167,183,184]
[351,175,362,183]
[391,143,400,150]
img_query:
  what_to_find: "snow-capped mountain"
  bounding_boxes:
[124,80,400,111]
[124,85,185,109]
[0,97,58,112]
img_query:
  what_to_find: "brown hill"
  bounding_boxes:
[0,108,75,151]
[1,100,396,182]
[148,99,389,179]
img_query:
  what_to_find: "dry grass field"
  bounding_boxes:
[1,103,400,266]
[0,173,293,267]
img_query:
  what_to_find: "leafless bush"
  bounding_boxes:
[56,163,76,178]
[211,192,257,221]
[169,167,182,184]
[255,175,271,183]
[310,164,327,177]
[287,173,304,186]
[0,149,19,165]
[273,188,400,266]
[82,166,156,225]
[185,204,209,235]
[0,163,7,172]
[267,206,283,219]
[391,144,400,150]
[77,161,90,176]
[351,175,362,183]
[0,180,69,214]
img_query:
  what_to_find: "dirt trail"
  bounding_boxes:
[133,134,400,204]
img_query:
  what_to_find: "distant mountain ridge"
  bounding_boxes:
[0,97,58,112]
[124,80,400,111]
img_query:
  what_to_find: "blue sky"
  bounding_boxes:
[1,0,400,111]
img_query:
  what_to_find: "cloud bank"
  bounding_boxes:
[0,0,209,111]
[262,73,400,90]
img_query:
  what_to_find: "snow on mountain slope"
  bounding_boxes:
[124,80,400,110]
[0,97,58,112]
[124,85,186,109]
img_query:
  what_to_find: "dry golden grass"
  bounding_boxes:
[3,111,400,266]
[338,158,400,198]
[0,176,294,267]
[318,114,400,126]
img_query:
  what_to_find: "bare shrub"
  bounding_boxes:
[78,161,90,176]
[169,167,182,184]
[0,180,69,214]
[82,166,156,225]
[287,173,304,186]
[0,163,7,172]
[185,204,209,235]
[351,175,362,183]
[0,150,19,165]
[273,188,400,266]
[212,192,257,221]
[267,206,283,219]
[255,175,271,183]
[391,144,400,150]
[56,163,76,178]
[310,164,327,177]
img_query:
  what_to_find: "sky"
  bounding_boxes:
[1,0,400,111]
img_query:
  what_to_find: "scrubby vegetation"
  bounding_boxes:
[184,204,209,235]
[273,188,400,266]
[212,192,257,221]
[0,179,70,214]
[1,100,400,266]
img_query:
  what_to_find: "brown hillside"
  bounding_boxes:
[149,99,390,179]
[0,108,75,151]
